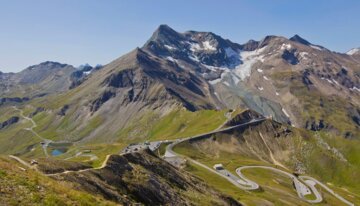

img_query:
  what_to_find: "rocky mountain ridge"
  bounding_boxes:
[0,24,359,146]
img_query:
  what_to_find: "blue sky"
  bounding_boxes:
[0,0,359,72]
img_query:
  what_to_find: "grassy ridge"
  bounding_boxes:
[148,109,227,140]
[173,127,360,205]
[0,156,116,206]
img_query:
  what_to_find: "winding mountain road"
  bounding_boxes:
[165,118,354,205]
[299,176,354,206]
[8,109,354,205]
[8,155,38,171]
[13,106,52,157]
[236,166,323,204]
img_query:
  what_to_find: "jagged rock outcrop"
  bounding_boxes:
[282,49,299,65]
[57,105,69,116]
[29,107,45,117]
[0,97,29,105]
[305,118,328,131]
[0,116,19,129]
[225,110,264,127]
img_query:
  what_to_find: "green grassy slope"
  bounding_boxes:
[0,101,229,167]
[0,156,117,206]
[173,121,360,205]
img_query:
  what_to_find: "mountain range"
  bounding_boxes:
[0,25,359,205]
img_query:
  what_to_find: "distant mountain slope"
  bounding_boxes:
[0,24,359,155]
[0,62,101,98]
[347,48,360,56]
[0,24,359,206]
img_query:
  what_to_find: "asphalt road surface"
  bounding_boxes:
[164,117,354,205]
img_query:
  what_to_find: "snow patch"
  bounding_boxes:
[321,77,335,84]
[263,76,269,80]
[166,56,176,62]
[234,46,267,80]
[299,52,309,60]
[203,46,266,84]
[189,42,202,52]
[275,92,279,96]
[258,87,264,91]
[189,41,216,52]
[280,43,292,50]
[203,41,216,51]
[164,45,176,50]
[208,70,229,85]
[350,87,360,92]
[202,64,228,72]
[257,68,263,73]
[310,45,322,51]
[282,108,290,118]
[346,48,359,55]
[188,55,200,62]
[223,81,230,86]
[332,79,340,85]
[83,71,91,75]
[225,47,238,58]
[209,78,222,85]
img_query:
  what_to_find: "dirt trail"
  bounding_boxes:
[258,132,289,171]
[13,106,51,157]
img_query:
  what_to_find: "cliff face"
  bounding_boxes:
[0,116,19,129]
[51,150,242,206]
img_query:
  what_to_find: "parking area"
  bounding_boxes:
[121,141,163,154]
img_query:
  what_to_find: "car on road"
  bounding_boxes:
[213,164,224,170]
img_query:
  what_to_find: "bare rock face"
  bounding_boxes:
[0,116,19,129]
[86,48,217,114]
[305,118,328,131]
[0,97,29,105]
[282,49,299,65]
[225,110,264,127]
[90,90,116,112]
[57,105,69,116]
[140,26,360,135]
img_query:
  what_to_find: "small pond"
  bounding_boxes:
[51,149,64,156]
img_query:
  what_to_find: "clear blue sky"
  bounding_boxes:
[1,0,359,72]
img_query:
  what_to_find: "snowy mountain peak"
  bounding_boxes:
[346,48,360,55]
[143,25,243,69]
